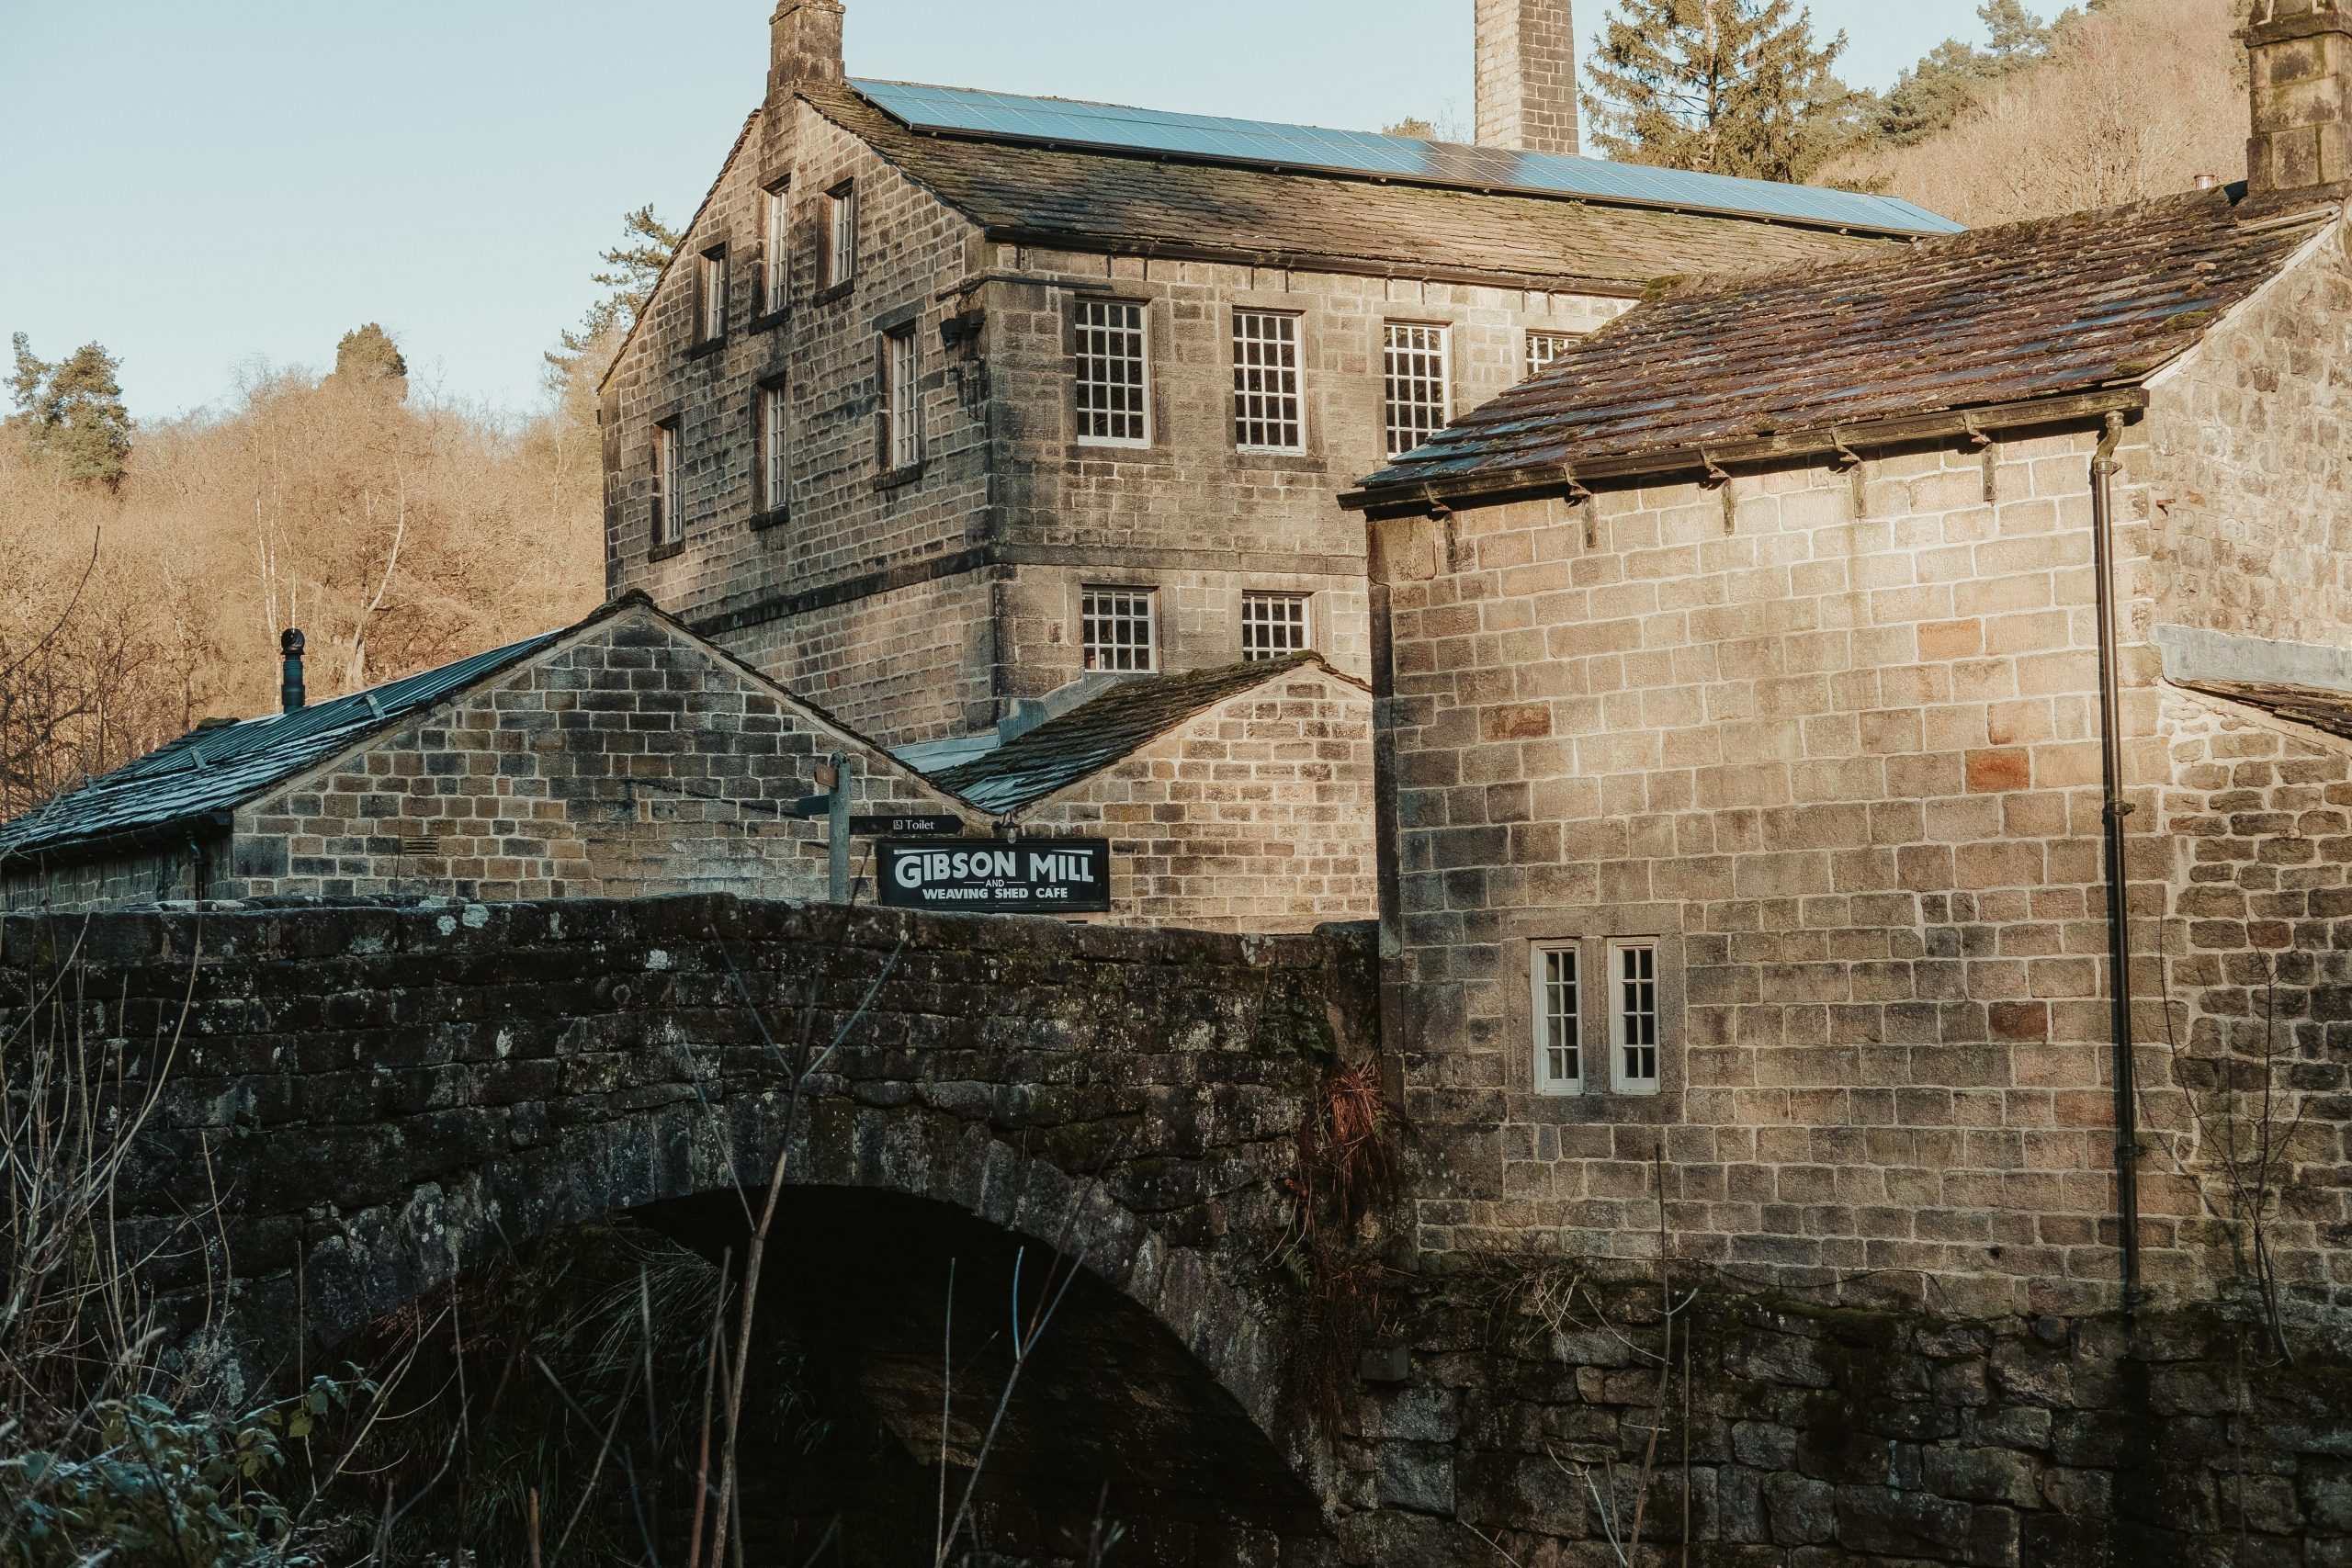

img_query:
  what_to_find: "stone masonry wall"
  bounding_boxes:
[216,604,978,904]
[2147,220,2352,652]
[1009,662,1378,933]
[2142,687,2352,1318]
[603,98,997,745]
[1342,1276,2352,1568]
[1376,426,2200,1319]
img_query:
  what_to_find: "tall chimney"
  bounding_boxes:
[2244,0,2352,206]
[771,0,844,99]
[280,629,307,714]
[1476,0,1579,157]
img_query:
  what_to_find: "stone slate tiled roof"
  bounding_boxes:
[0,630,573,869]
[2187,680,2352,741]
[932,656,1349,815]
[1347,187,2343,504]
[808,89,1905,292]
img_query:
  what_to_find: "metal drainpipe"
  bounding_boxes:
[2089,409,2142,1317]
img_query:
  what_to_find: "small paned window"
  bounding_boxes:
[1383,322,1450,457]
[827,184,857,288]
[1525,330,1577,378]
[1532,944,1581,1093]
[699,248,729,343]
[1081,587,1157,672]
[1241,592,1310,660]
[763,184,790,312]
[1232,310,1304,453]
[759,383,789,513]
[653,423,683,546]
[881,326,921,471]
[1611,940,1661,1094]
[1073,299,1149,446]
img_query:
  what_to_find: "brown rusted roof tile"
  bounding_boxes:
[1351,187,2341,501]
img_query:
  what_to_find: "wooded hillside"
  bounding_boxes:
[1825,0,2249,225]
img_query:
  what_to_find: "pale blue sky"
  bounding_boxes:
[0,1,1997,422]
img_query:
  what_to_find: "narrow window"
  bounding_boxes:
[652,423,683,547]
[699,248,729,343]
[1241,592,1310,660]
[826,183,857,288]
[1532,944,1581,1093]
[1231,310,1303,453]
[881,325,920,471]
[1081,587,1156,672]
[1526,330,1577,378]
[1073,299,1149,446]
[759,383,789,514]
[1610,940,1661,1094]
[1383,321,1450,457]
[763,183,790,313]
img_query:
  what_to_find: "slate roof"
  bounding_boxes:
[0,631,575,869]
[1346,187,2343,505]
[932,656,1351,814]
[2186,680,2352,742]
[808,88,1908,292]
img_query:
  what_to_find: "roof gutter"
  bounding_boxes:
[1340,387,2152,518]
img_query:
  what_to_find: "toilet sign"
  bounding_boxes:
[877,840,1112,913]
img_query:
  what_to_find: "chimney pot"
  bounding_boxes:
[2194,173,2220,190]
[280,628,307,714]
[771,0,845,99]
[2241,3,2352,207]
[1476,0,1579,157]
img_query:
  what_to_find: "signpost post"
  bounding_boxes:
[876,840,1111,914]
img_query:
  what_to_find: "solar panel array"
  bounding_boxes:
[853,80,1963,238]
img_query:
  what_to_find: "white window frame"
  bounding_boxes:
[760,382,789,514]
[1231,310,1305,454]
[1531,942,1583,1094]
[653,423,683,547]
[1073,299,1150,447]
[882,325,920,471]
[763,183,790,313]
[699,248,728,343]
[827,184,857,288]
[1609,939,1662,1095]
[1080,586,1158,673]
[1383,321,1451,458]
[1525,330,1577,378]
[1240,591,1311,660]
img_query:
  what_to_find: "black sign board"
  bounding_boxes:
[849,814,964,839]
[878,840,1111,914]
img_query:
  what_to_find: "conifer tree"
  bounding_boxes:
[1869,0,2055,149]
[329,322,410,400]
[1582,0,1859,182]
[6,335,132,488]
[544,205,684,416]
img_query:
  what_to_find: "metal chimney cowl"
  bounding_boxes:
[280,628,306,714]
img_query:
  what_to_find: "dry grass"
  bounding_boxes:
[1825,0,2250,227]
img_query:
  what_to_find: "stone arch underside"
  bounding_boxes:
[205,1094,1327,1556]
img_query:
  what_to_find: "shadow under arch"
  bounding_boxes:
[281,1100,1329,1559]
[643,1182,1327,1564]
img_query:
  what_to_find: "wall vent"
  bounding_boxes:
[398,836,443,859]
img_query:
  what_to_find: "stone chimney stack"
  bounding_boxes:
[771,0,844,99]
[2244,0,2352,206]
[1475,0,1579,157]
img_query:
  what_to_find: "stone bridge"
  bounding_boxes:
[12,897,2352,1568]
[1,896,1377,1563]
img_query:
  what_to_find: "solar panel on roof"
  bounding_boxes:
[852,80,1963,238]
